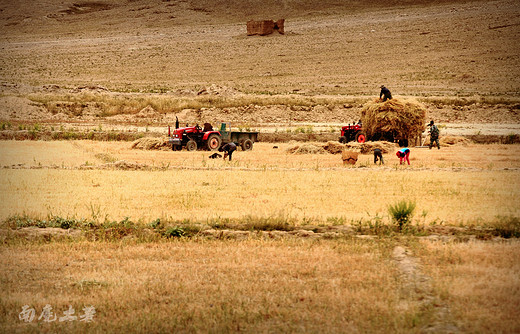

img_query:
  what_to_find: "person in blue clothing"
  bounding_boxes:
[396,148,410,165]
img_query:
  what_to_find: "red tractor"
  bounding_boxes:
[169,122,222,151]
[339,123,366,144]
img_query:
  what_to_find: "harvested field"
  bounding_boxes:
[1,0,519,332]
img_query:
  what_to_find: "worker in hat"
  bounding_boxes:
[380,85,392,102]
[427,120,440,149]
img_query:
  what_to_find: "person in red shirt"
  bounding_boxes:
[396,148,410,165]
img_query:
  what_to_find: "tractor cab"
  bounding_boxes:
[339,122,366,143]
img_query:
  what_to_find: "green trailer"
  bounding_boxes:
[219,122,258,151]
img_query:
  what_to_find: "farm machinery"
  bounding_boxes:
[169,120,258,151]
[338,123,366,144]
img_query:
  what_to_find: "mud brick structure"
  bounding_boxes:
[247,19,285,36]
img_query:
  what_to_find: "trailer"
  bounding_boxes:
[168,121,259,151]
[219,122,258,151]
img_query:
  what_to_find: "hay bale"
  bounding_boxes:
[286,143,327,155]
[131,137,170,150]
[440,135,471,146]
[361,98,427,142]
[342,150,359,165]
[322,141,345,154]
[136,105,158,118]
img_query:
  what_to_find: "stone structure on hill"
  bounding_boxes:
[247,19,285,36]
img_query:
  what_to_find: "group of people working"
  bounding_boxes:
[215,86,440,165]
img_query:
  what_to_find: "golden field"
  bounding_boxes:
[0,140,519,332]
[1,0,520,332]
[0,141,519,224]
[0,239,519,333]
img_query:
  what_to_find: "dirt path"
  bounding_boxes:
[392,246,459,333]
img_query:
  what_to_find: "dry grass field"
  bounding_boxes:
[0,141,519,224]
[1,0,520,332]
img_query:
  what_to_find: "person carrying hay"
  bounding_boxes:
[428,120,440,149]
[379,85,392,102]
[396,147,410,165]
[219,142,237,161]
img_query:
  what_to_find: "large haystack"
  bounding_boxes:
[361,98,427,142]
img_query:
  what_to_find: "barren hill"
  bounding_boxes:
[1,0,519,97]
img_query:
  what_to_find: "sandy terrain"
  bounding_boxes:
[0,0,519,137]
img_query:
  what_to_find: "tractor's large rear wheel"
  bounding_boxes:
[206,134,222,151]
[186,140,197,151]
[355,132,366,143]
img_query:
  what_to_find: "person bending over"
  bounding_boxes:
[374,148,384,165]
[396,148,410,165]
[219,142,237,161]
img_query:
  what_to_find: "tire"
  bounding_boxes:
[339,136,347,144]
[206,134,222,151]
[355,132,366,143]
[241,139,253,151]
[186,140,197,151]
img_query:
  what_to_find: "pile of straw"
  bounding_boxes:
[361,98,427,142]
[343,141,398,154]
[322,141,345,154]
[440,135,471,146]
[286,143,327,154]
[131,137,170,150]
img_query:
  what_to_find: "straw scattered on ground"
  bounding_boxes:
[131,137,170,150]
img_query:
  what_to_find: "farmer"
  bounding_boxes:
[219,142,237,161]
[396,148,410,165]
[374,148,384,165]
[380,85,392,102]
[428,120,440,149]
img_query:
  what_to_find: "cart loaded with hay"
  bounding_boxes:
[360,98,427,147]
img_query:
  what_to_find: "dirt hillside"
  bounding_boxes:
[1,0,519,96]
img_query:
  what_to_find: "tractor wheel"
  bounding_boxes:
[206,134,222,151]
[355,132,366,143]
[186,140,197,151]
[241,139,253,151]
[339,136,347,144]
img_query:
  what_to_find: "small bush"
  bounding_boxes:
[491,217,520,238]
[164,226,185,238]
[388,200,416,231]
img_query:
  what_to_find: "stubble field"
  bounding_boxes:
[1,0,520,332]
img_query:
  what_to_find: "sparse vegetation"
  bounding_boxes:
[1,0,519,332]
[388,199,417,231]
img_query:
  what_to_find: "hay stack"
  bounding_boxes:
[286,143,327,154]
[440,135,471,146]
[361,98,427,142]
[131,137,170,150]
[342,150,359,165]
[323,141,345,154]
